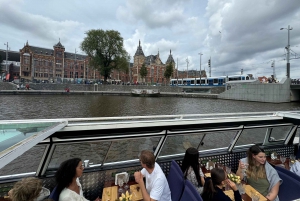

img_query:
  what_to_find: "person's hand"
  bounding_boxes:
[134,171,142,184]
[8,189,13,197]
[225,179,238,191]
[239,160,246,169]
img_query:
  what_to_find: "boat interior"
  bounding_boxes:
[0,111,300,200]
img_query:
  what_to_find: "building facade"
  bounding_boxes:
[132,40,176,84]
[19,40,100,83]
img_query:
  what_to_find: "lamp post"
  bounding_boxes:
[198,53,203,86]
[128,54,131,84]
[280,25,293,78]
[4,42,8,74]
[74,48,77,83]
[186,58,189,78]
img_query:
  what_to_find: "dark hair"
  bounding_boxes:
[247,145,266,179]
[55,158,81,195]
[202,168,225,200]
[140,150,155,169]
[181,147,202,187]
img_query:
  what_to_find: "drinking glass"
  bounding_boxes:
[280,155,286,164]
[118,178,124,194]
[289,155,296,168]
[225,166,231,174]
[251,191,260,201]
[124,173,129,191]
[271,152,278,160]
[241,162,249,182]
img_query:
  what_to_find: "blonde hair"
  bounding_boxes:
[11,177,42,201]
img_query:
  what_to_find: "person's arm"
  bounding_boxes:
[134,171,156,201]
[265,181,280,201]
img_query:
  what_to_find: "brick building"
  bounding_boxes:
[19,40,100,83]
[132,40,176,84]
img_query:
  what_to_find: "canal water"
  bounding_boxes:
[0,95,300,120]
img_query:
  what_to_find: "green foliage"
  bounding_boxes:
[139,63,148,79]
[80,29,128,83]
[164,62,174,80]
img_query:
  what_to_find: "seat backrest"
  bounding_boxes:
[167,164,184,201]
[185,180,203,201]
[275,165,300,181]
[179,184,198,201]
[48,186,59,201]
[277,171,300,201]
[171,160,183,177]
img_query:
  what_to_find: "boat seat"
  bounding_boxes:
[167,161,184,201]
[277,170,300,201]
[274,165,300,181]
[48,186,59,201]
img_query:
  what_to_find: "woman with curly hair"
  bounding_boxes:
[55,158,88,201]
[8,177,43,201]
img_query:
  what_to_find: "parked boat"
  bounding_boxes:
[131,89,160,97]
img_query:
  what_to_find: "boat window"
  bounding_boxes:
[48,141,112,169]
[105,137,161,163]
[235,128,267,146]
[0,145,46,176]
[269,126,292,141]
[159,131,237,156]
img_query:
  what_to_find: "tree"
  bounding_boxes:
[80,29,128,83]
[164,63,174,84]
[139,63,148,83]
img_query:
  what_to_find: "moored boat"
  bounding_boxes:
[131,89,160,97]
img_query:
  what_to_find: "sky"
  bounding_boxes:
[0,0,300,80]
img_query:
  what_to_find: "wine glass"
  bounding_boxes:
[118,178,124,194]
[124,173,129,191]
[280,155,286,165]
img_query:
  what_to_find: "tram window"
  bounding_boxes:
[183,80,187,85]
[197,80,200,84]
[0,145,46,176]
[269,126,292,141]
[191,80,194,84]
[105,137,160,163]
[159,131,236,157]
[178,80,182,84]
[246,76,249,80]
[201,79,205,84]
[213,79,218,83]
[235,128,267,146]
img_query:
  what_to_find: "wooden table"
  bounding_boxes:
[102,181,143,201]
[224,185,268,201]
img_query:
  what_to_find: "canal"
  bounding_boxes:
[0,95,300,120]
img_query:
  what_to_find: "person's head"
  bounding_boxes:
[139,150,155,169]
[55,158,82,193]
[10,177,42,201]
[181,147,202,186]
[247,145,266,166]
[203,168,226,199]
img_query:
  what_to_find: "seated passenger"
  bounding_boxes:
[55,158,100,201]
[8,177,49,201]
[134,150,171,201]
[202,168,242,201]
[236,145,281,201]
[181,147,205,194]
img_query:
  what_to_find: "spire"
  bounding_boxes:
[170,49,171,55]
[26,40,29,46]
[166,49,175,64]
[134,40,145,56]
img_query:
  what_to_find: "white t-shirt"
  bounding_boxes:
[59,178,89,201]
[141,162,172,201]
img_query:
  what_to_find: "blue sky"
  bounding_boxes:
[0,0,300,80]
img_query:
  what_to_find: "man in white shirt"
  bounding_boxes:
[134,150,171,201]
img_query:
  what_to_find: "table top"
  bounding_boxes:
[224,185,268,201]
[102,182,143,201]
